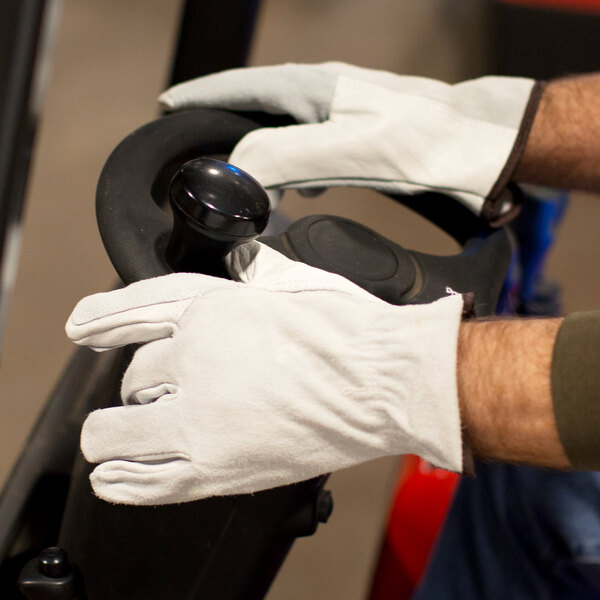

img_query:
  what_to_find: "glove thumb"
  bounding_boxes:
[226,241,375,299]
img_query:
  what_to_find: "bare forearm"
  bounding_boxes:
[457,317,570,468]
[514,74,600,192]
[455,75,600,468]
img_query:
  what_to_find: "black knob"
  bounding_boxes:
[165,158,270,276]
[18,546,85,599]
[38,546,70,579]
[316,489,334,524]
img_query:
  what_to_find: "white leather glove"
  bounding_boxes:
[159,62,542,222]
[66,242,464,505]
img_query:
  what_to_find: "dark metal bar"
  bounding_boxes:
[0,0,61,348]
[0,347,117,596]
[488,2,600,79]
[169,0,262,86]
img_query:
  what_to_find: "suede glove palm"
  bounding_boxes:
[159,62,541,221]
[66,243,464,506]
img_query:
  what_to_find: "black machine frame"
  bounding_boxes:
[0,2,264,598]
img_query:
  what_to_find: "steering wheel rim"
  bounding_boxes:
[96,108,512,294]
[96,109,262,283]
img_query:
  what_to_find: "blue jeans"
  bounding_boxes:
[412,463,600,599]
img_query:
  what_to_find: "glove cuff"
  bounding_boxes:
[363,294,464,472]
[483,80,547,225]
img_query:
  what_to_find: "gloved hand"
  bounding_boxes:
[159,62,542,222]
[66,242,465,505]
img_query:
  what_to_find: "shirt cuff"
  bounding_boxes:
[552,310,600,470]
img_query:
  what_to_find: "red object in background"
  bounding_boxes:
[369,456,459,600]
[498,0,600,14]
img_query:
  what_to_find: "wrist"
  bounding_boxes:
[513,74,600,192]
[457,317,569,468]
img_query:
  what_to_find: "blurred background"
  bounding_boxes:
[1,1,600,598]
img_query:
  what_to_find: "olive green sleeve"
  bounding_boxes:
[552,311,600,470]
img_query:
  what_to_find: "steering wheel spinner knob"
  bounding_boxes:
[165,158,271,275]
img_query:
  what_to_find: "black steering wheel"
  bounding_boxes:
[96,108,513,317]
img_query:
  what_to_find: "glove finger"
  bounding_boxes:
[226,241,375,300]
[66,273,235,350]
[158,63,335,123]
[81,402,189,464]
[317,61,450,96]
[228,120,366,191]
[120,337,180,406]
[265,188,282,209]
[89,458,200,505]
[298,187,326,198]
